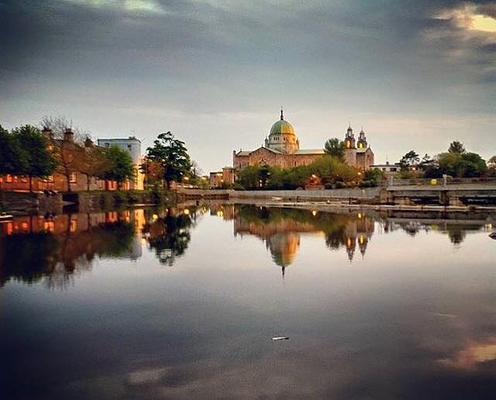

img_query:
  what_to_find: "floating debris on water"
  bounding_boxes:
[272,336,290,341]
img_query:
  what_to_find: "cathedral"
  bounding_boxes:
[232,109,374,171]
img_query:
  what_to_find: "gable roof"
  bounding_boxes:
[235,147,282,156]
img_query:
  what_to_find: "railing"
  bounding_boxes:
[387,177,496,187]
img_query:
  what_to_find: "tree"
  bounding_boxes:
[145,131,192,189]
[437,151,487,178]
[488,156,496,177]
[101,146,135,189]
[0,125,27,179]
[324,138,345,160]
[399,150,420,170]
[141,157,165,187]
[78,140,109,191]
[448,141,466,154]
[13,125,57,191]
[40,116,87,192]
[488,156,496,168]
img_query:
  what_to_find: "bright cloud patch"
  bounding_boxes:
[436,4,496,34]
[470,14,496,33]
[66,0,166,14]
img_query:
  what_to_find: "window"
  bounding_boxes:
[20,177,28,183]
[127,144,132,150]
[43,221,55,232]
[69,172,77,183]
[6,175,12,183]
[70,219,77,233]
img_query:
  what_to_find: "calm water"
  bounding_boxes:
[1,205,496,400]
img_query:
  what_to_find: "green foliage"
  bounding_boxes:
[146,131,192,189]
[399,150,420,171]
[363,168,384,187]
[437,152,487,178]
[236,156,358,190]
[0,125,27,175]
[324,138,345,160]
[101,145,135,186]
[11,125,57,189]
[237,166,262,189]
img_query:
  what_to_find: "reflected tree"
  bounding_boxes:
[0,219,136,288]
[143,209,195,266]
[0,233,59,285]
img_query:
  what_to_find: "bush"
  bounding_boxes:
[236,156,359,190]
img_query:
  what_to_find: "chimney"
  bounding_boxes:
[42,127,53,140]
[84,137,94,147]
[64,128,74,142]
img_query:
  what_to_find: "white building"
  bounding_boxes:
[97,137,145,190]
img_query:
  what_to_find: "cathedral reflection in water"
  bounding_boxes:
[1,204,491,285]
[210,204,375,275]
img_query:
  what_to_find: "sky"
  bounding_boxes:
[0,0,495,172]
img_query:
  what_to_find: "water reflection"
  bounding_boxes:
[208,204,495,273]
[1,206,493,287]
[0,207,201,287]
[141,207,198,266]
[228,205,374,274]
[0,211,143,288]
[2,205,496,399]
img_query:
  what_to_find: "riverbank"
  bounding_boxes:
[0,189,179,215]
[179,185,496,209]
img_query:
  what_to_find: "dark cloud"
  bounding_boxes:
[0,0,495,170]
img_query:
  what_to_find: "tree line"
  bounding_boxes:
[0,118,135,191]
[398,141,496,179]
[1,117,197,192]
[236,156,382,190]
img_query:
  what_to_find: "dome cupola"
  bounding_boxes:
[265,108,300,154]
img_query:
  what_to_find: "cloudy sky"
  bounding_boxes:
[1,0,495,172]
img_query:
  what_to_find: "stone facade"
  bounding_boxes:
[209,167,236,188]
[233,147,325,170]
[343,126,375,171]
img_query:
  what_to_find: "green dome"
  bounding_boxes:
[270,119,295,136]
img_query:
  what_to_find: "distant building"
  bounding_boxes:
[97,137,144,190]
[342,125,375,171]
[232,109,375,173]
[371,162,400,175]
[0,131,145,192]
[209,167,235,188]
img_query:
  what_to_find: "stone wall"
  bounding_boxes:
[0,191,63,214]
[234,147,323,169]
[230,188,381,201]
